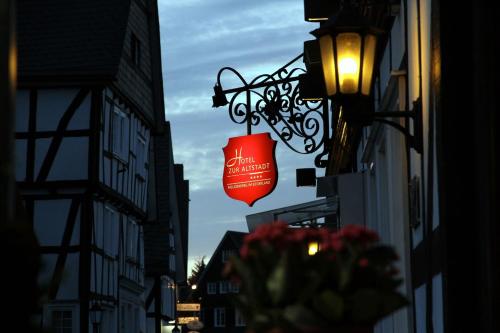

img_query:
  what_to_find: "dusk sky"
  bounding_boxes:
[158,0,322,273]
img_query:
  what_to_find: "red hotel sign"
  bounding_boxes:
[222,133,278,206]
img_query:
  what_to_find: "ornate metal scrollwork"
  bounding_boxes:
[213,54,331,168]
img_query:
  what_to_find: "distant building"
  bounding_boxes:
[15,0,188,332]
[144,123,189,333]
[194,231,247,333]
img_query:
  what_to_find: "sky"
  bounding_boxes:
[158,0,323,274]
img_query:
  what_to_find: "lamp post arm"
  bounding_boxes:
[213,54,329,162]
[372,118,412,139]
[220,76,301,95]
[350,97,422,153]
[373,110,416,118]
[215,53,303,94]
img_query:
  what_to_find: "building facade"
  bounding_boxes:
[15,0,188,332]
[240,1,498,332]
[320,0,498,332]
[194,231,247,333]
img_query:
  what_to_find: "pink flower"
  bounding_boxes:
[338,224,379,244]
[320,233,344,252]
[358,258,369,267]
[239,244,249,259]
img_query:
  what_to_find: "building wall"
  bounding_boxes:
[15,88,91,183]
[352,0,445,331]
[196,233,246,333]
[115,0,155,122]
[14,86,152,332]
[406,0,444,332]
[99,88,151,211]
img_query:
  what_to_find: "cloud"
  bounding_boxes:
[158,0,323,263]
[159,0,315,119]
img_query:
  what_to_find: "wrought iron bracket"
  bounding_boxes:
[348,98,423,154]
[212,54,331,168]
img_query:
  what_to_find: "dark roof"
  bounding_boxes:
[17,0,131,80]
[227,231,246,249]
[196,231,248,286]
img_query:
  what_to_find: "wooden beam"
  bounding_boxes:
[36,89,89,182]
[48,199,80,300]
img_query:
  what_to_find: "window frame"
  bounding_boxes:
[219,280,229,294]
[235,309,246,327]
[49,307,75,333]
[214,308,226,327]
[111,106,128,162]
[135,133,147,177]
[207,282,217,295]
[230,281,240,293]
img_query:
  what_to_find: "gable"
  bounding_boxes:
[197,231,247,287]
[17,0,131,81]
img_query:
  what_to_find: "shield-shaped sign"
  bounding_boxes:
[223,132,278,206]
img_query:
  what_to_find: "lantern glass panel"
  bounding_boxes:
[336,33,361,94]
[319,35,337,96]
[361,34,377,95]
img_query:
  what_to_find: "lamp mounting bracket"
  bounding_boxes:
[350,98,423,153]
[212,54,331,168]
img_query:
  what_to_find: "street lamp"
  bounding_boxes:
[172,324,181,333]
[310,3,423,154]
[89,302,103,333]
[308,241,319,255]
[311,4,381,98]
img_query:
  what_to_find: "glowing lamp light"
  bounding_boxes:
[312,5,380,98]
[308,241,319,256]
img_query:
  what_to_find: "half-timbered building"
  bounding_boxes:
[15,1,188,332]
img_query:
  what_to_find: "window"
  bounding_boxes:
[127,219,137,259]
[230,281,240,293]
[235,309,246,327]
[207,282,216,294]
[103,206,115,255]
[136,133,147,175]
[52,310,72,333]
[219,281,229,294]
[131,34,141,68]
[120,305,125,332]
[111,107,128,160]
[221,249,235,262]
[214,308,225,327]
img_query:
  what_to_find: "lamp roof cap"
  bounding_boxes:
[311,4,382,37]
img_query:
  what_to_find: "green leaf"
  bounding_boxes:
[378,291,409,316]
[348,288,408,323]
[313,289,344,322]
[230,257,261,306]
[339,266,352,291]
[297,271,323,303]
[348,288,382,323]
[283,304,326,330]
[363,245,399,266]
[266,253,287,305]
